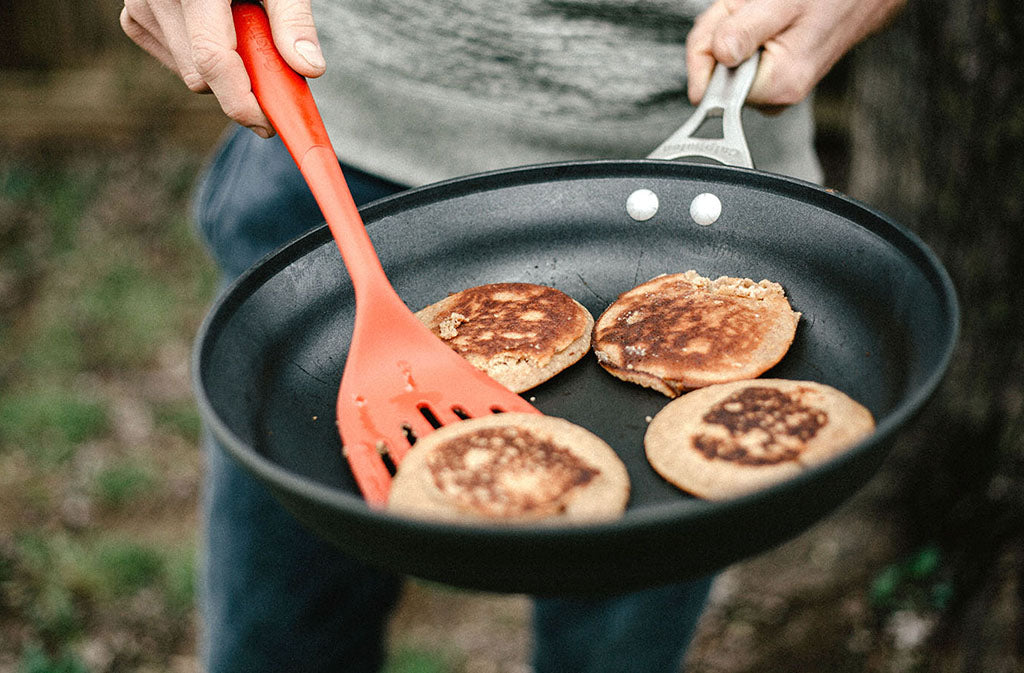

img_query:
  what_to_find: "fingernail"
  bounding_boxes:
[295,39,325,70]
[249,125,271,139]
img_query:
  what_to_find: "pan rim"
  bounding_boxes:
[191,158,960,541]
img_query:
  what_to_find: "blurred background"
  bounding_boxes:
[1,1,1021,672]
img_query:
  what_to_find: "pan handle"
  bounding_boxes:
[647,52,759,168]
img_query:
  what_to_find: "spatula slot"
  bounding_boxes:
[417,405,443,429]
[401,424,417,445]
[452,407,471,420]
[379,447,398,477]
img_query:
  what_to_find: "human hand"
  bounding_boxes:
[120,0,325,137]
[686,0,905,110]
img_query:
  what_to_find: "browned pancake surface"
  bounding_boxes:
[645,379,875,500]
[417,283,593,392]
[427,426,599,518]
[593,271,800,396]
[388,413,629,524]
[692,384,827,465]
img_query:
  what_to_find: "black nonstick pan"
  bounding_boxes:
[193,60,958,596]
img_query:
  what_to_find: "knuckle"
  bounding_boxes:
[730,24,758,52]
[279,8,316,32]
[276,0,315,20]
[218,97,256,126]
[267,0,317,34]
[189,37,224,75]
[119,7,138,33]
[182,71,210,94]
[119,3,146,36]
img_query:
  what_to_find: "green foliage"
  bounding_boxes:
[154,399,203,443]
[41,170,97,257]
[91,460,156,509]
[27,584,81,643]
[13,531,196,632]
[17,644,89,673]
[3,107,215,665]
[0,158,97,258]
[14,533,90,640]
[1,161,36,201]
[73,260,179,369]
[870,544,953,613]
[92,539,166,597]
[0,386,108,464]
[383,647,452,673]
[161,545,198,616]
[18,323,83,377]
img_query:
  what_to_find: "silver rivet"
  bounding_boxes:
[690,192,722,226]
[626,189,659,222]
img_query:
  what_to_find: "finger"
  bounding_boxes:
[120,4,180,74]
[712,0,802,66]
[265,0,326,78]
[145,0,215,94]
[685,0,731,104]
[181,0,273,136]
[685,48,717,106]
[746,28,825,107]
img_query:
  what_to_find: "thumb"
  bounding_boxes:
[264,0,326,77]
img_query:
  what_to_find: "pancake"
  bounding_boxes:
[592,271,800,397]
[644,379,875,500]
[416,282,593,393]
[388,413,630,524]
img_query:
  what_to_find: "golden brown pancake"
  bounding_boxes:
[388,413,630,524]
[644,379,875,500]
[416,282,593,393]
[592,271,800,396]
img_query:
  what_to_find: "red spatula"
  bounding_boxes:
[232,1,540,507]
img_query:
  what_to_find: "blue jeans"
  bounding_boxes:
[193,125,713,673]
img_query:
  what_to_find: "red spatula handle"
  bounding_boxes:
[232,1,394,299]
[232,1,330,153]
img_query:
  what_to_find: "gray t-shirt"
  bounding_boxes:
[310,0,822,185]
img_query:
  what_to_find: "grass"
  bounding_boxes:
[0,140,216,669]
[382,647,453,673]
[0,385,108,465]
[17,644,90,673]
[0,136,487,673]
[90,460,156,509]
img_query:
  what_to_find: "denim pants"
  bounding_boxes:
[193,125,714,673]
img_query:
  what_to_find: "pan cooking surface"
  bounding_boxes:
[195,161,957,594]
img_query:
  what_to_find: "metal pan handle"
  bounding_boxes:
[647,52,759,168]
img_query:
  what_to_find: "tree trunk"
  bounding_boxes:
[1,0,125,69]
[847,1,1024,668]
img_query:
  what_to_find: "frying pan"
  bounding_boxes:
[193,67,958,597]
